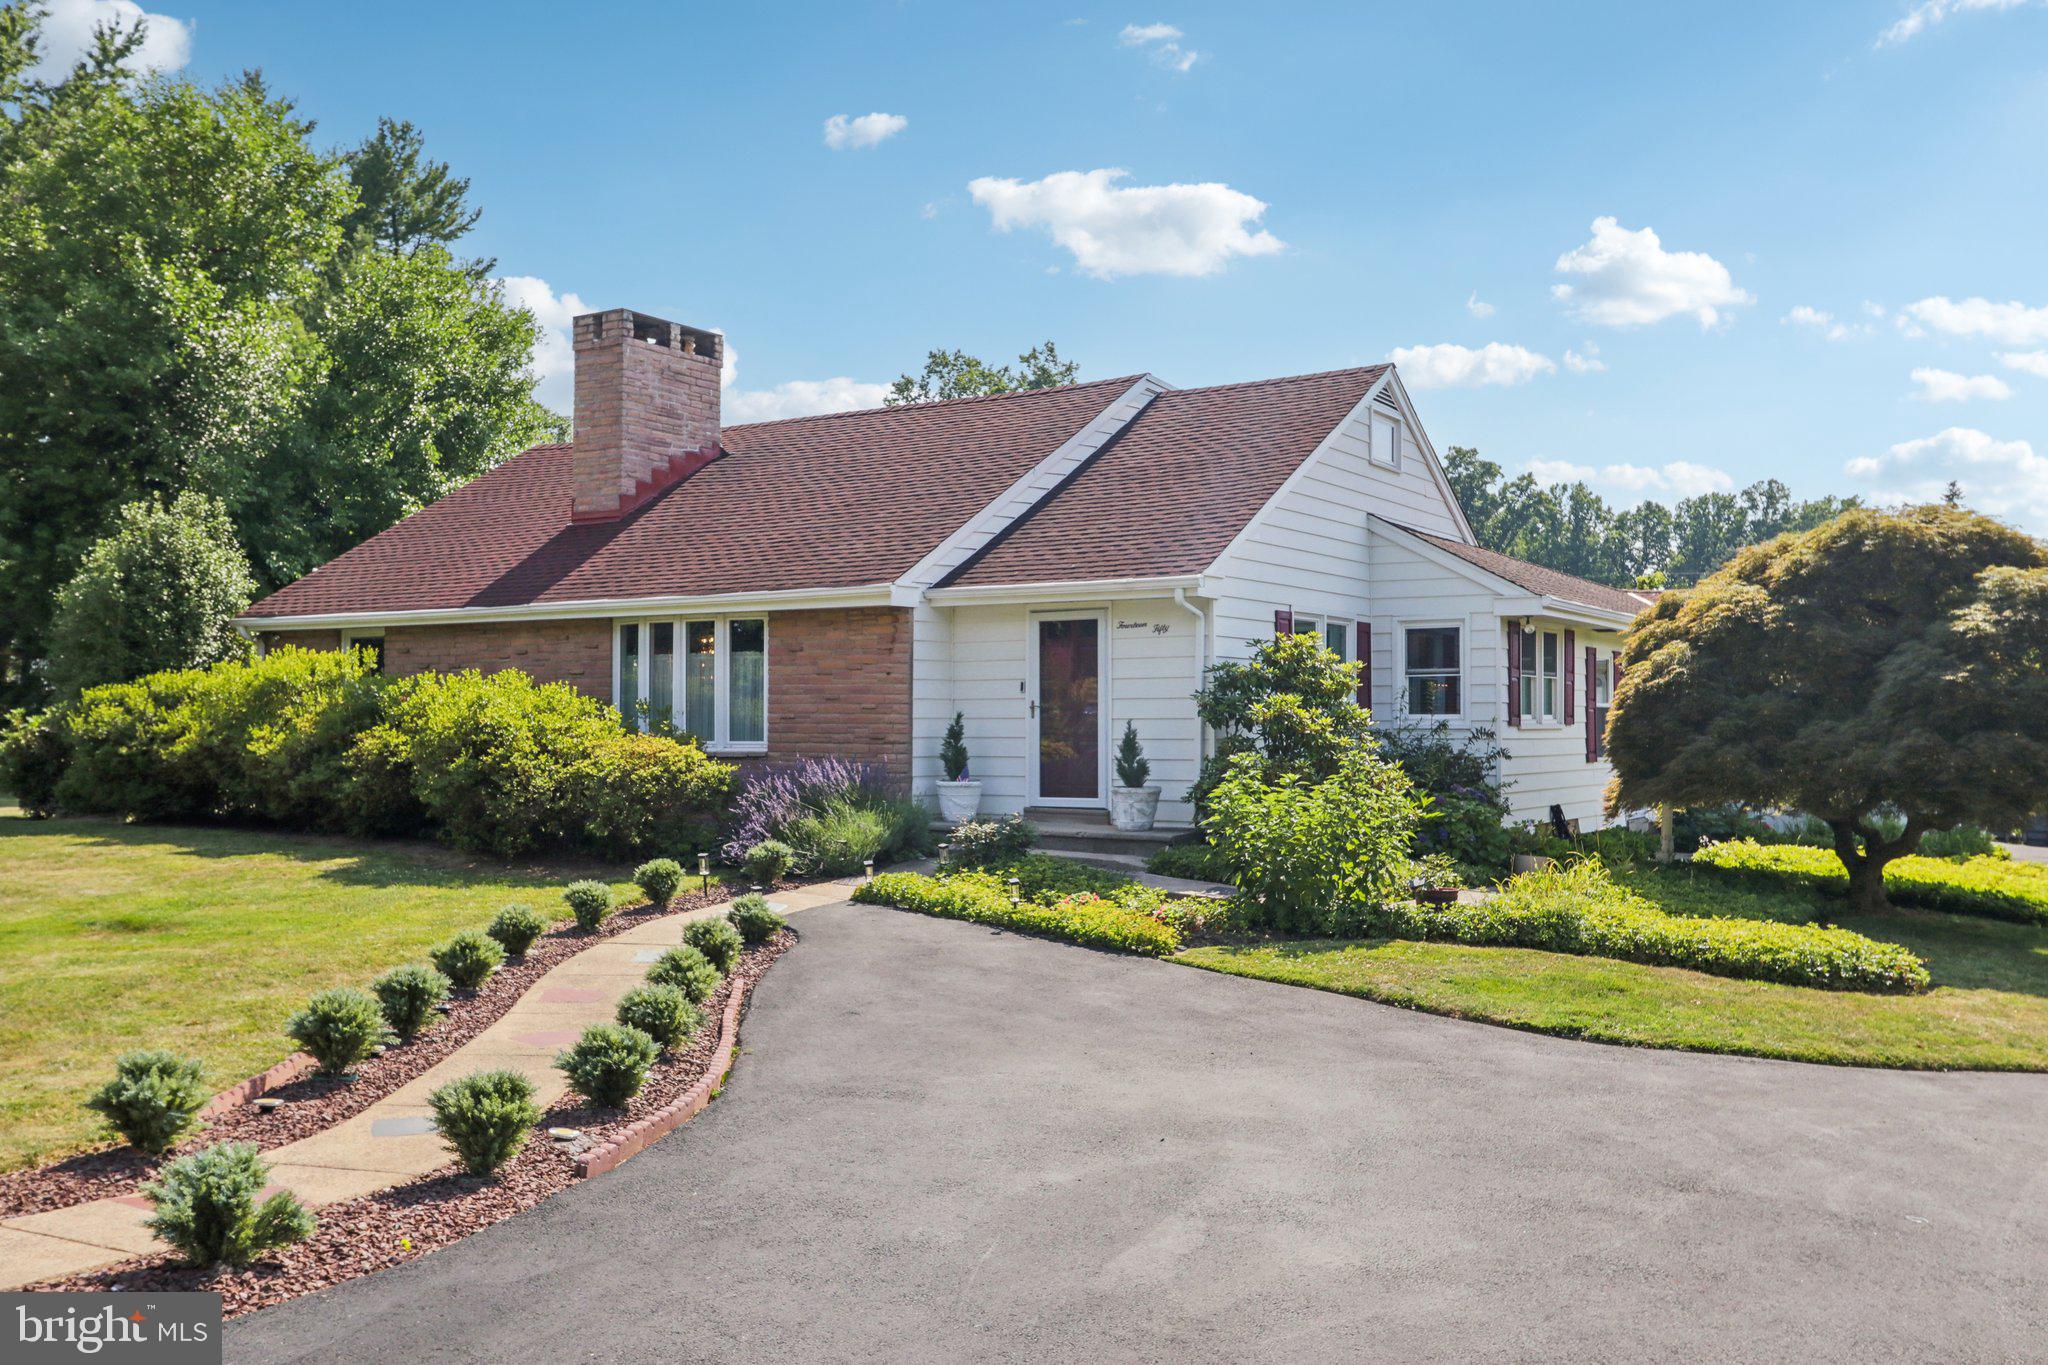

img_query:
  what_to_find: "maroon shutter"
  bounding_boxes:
[1563,629,1576,724]
[1585,645,1599,762]
[1275,608,1293,637]
[1356,621,1371,706]
[1506,623,1521,728]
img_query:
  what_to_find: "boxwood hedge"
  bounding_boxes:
[1693,840,2048,927]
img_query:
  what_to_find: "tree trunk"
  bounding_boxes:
[1841,852,1892,915]
[1827,816,1924,916]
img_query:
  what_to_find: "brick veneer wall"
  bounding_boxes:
[261,607,913,782]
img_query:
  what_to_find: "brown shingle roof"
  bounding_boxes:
[1407,529,1652,617]
[942,367,1390,587]
[244,377,1143,618]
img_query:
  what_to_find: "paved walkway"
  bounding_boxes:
[230,902,2048,1363]
[0,879,857,1290]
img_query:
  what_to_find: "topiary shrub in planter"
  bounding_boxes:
[744,839,796,885]
[428,1069,540,1176]
[556,1023,659,1108]
[645,944,722,1003]
[286,987,391,1074]
[683,917,744,973]
[143,1142,316,1268]
[84,1050,208,1154]
[935,711,981,822]
[1110,721,1160,832]
[727,893,785,945]
[485,903,549,958]
[563,880,613,932]
[371,963,450,1041]
[634,858,684,909]
[615,983,702,1051]
[430,930,506,990]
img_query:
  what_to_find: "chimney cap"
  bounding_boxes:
[573,308,721,358]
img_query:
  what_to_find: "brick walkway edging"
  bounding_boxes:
[197,1053,318,1122]
[576,972,750,1178]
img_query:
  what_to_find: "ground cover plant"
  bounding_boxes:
[857,869,1191,957]
[1693,841,2048,926]
[0,809,625,1170]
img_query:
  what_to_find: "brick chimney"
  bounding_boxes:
[570,308,723,523]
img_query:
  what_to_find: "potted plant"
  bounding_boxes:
[935,711,982,823]
[1108,721,1161,832]
[1412,853,1464,906]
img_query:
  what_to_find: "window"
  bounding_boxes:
[1370,413,1402,468]
[342,632,386,674]
[1595,656,1612,708]
[1404,626,1461,715]
[1591,653,1613,759]
[1289,613,1351,661]
[615,616,768,751]
[1519,627,1561,723]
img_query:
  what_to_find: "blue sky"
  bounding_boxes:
[49,0,2048,529]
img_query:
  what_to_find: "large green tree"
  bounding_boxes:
[0,3,553,700]
[1605,505,2048,912]
[887,342,1078,405]
[342,116,484,263]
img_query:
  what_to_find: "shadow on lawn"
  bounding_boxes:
[0,813,617,890]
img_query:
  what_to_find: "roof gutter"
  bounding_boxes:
[1492,595,1639,631]
[923,574,1206,606]
[237,583,899,632]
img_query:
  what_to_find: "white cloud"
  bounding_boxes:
[1847,427,2048,527]
[1563,343,1606,374]
[1464,291,1495,319]
[1388,342,1554,389]
[1877,0,2030,46]
[1785,305,1879,341]
[1897,295,2048,345]
[967,168,1283,279]
[1551,216,1753,328]
[30,0,191,78]
[1527,457,1735,498]
[1119,21,1200,70]
[1863,300,1888,319]
[2000,350,2048,378]
[498,275,591,412]
[715,343,889,423]
[822,112,908,150]
[1909,367,2013,402]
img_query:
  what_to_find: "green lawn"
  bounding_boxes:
[0,808,640,1170]
[1174,863,2048,1070]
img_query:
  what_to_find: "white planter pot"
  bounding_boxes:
[936,780,983,824]
[1109,785,1161,832]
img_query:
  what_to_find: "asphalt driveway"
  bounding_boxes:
[230,901,2048,1363]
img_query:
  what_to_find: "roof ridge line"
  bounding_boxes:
[718,373,1148,432]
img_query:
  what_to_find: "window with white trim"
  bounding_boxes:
[615,616,767,751]
[1403,626,1461,715]
[1369,413,1402,469]
[1289,613,1351,661]
[1519,627,1561,723]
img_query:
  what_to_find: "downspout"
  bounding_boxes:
[1173,586,1209,767]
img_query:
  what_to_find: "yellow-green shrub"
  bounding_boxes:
[855,871,1183,956]
[1694,840,2048,926]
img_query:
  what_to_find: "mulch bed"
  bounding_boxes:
[26,929,793,1318]
[0,878,799,1219]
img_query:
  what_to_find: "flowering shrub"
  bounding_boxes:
[721,756,928,871]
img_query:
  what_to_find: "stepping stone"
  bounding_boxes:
[369,1115,437,1138]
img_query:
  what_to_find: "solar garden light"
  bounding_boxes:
[863,859,875,881]
[697,852,710,895]
[1007,876,1022,906]
[936,841,951,868]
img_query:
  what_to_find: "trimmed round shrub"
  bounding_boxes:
[428,1069,540,1176]
[633,858,684,908]
[430,930,506,990]
[744,839,796,885]
[485,903,549,957]
[683,917,744,973]
[645,944,722,1004]
[371,963,450,1041]
[615,983,702,1051]
[142,1141,315,1268]
[563,879,613,931]
[555,1023,659,1108]
[727,893,785,946]
[84,1050,208,1154]
[286,987,390,1074]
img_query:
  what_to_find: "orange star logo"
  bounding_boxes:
[129,1311,147,1322]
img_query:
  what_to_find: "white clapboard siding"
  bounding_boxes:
[1494,624,1627,829]
[908,602,953,796]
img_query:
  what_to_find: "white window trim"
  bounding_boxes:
[1368,411,1404,470]
[613,615,769,754]
[1398,620,1464,718]
[1518,625,1566,727]
[1288,611,1355,661]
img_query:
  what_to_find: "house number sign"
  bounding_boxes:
[1116,620,1169,636]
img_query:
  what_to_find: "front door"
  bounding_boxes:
[1031,613,1105,806]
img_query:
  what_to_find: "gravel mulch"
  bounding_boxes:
[26,929,793,1318]
[0,879,799,1219]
